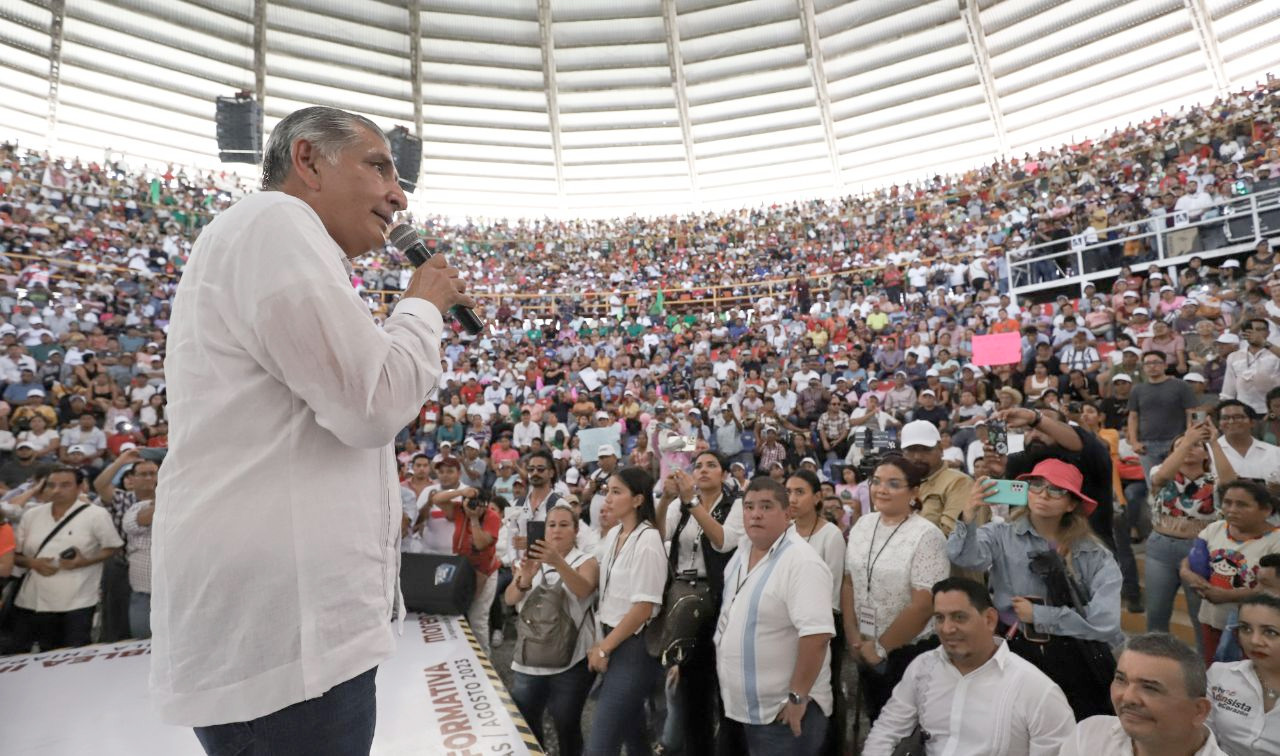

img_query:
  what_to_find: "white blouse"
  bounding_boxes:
[596,523,667,631]
[802,519,847,611]
[511,547,598,676]
[844,512,949,645]
[1207,660,1280,756]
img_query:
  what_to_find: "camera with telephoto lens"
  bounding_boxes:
[988,420,1009,455]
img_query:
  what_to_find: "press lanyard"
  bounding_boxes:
[865,515,906,591]
[600,524,647,600]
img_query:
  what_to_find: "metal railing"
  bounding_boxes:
[1007,185,1280,298]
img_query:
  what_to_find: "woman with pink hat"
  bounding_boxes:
[949,457,1123,720]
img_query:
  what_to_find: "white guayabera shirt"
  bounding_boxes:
[152,192,445,727]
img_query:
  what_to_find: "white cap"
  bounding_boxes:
[464,438,481,450]
[920,389,936,397]
[439,440,454,448]
[594,410,610,420]
[1222,259,1241,268]
[564,467,581,484]
[1159,285,1174,293]
[15,441,37,451]
[1123,291,1139,299]
[597,443,618,458]
[1124,346,1143,356]
[119,442,138,452]
[800,457,818,466]
[1184,372,1206,383]
[901,420,941,449]
[1113,373,1133,383]
[1132,307,1150,315]
[26,388,44,398]
[67,444,89,456]
[925,368,940,377]
[1216,333,1241,345]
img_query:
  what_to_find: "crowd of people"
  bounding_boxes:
[1,77,1280,756]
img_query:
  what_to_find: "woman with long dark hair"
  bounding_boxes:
[840,454,949,722]
[788,469,848,754]
[584,467,666,756]
[654,450,741,756]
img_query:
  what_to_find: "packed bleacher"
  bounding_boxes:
[1,76,1280,755]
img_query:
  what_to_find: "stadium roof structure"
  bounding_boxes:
[2,0,1280,218]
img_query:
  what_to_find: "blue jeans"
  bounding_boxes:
[584,632,660,756]
[1144,532,1204,659]
[742,700,828,756]
[1139,440,1174,484]
[129,591,151,639]
[1215,609,1243,663]
[193,667,377,756]
[1112,481,1148,599]
[511,661,594,756]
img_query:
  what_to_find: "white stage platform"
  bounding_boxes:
[0,613,542,755]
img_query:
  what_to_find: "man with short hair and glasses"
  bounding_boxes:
[1212,399,1280,489]
[1221,317,1280,416]
[1127,351,1198,481]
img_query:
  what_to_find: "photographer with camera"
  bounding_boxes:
[417,456,501,654]
[6,466,122,653]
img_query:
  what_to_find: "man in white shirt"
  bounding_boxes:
[1220,318,1280,415]
[715,477,834,755]
[152,106,472,753]
[1061,633,1228,756]
[864,577,1074,755]
[1213,400,1280,487]
[9,467,123,653]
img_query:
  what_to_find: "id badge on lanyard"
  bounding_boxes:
[857,602,876,638]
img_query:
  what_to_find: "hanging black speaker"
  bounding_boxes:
[215,93,263,164]
[386,126,422,193]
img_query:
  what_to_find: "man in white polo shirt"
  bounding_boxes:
[864,577,1074,755]
[1213,399,1280,488]
[715,476,834,755]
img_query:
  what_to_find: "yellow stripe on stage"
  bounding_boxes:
[460,619,546,755]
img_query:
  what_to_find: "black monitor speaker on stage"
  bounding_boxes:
[386,126,422,193]
[400,553,475,615]
[215,93,263,164]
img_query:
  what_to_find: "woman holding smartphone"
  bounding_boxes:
[950,458,1123,720]
[504,503,599,756]
[584,467,666,756]
[1146,421,1235,655]
[654,451,742,756]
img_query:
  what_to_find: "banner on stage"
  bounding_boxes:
[0,614,538,755]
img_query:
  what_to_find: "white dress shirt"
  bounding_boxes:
[1213,436,1280,487]
[1060,715,1228,755]
[595,522,666,629]
[1207,660,1280,756]
[152,192,446,727]
[715,527,835,725]
[863,640,1075,756]
[1220,346,1280,415]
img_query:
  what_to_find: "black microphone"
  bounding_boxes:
[388,223,484,335]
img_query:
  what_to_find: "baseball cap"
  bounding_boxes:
[1132,307,1149,316]
[594,410,610,420]
[901,420,941,449]
[597,444,618,458]
[1222,259,1240,268]
[67,444,89,456]
[564,468,581,484]
[1112,373,1133,383]
[464,438,481,450]
[920,389,936,397]
[26,388,44,398]
[800,457,818,466]
[15,441,36,451]
[1216,333,1241,345]
[119,442,138,452]
[925,368,940,377]
[1184,372,1206,383]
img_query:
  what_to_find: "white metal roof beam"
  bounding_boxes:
[797,0,841,192]
[409,0,422,137]
[958,0,1007,154]
[253,0,266,105]
[537,0,565,203]
[1183,0,1229,91]
[662,0,699,200]
[48,0,65,140]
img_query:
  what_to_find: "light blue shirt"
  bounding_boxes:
[948,515,1123,645]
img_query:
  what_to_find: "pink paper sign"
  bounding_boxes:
[972,332,1023,367]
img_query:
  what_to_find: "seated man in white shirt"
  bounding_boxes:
[864,577,1074,756]
[1061,633,1228,756]
[714,476,834,755]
